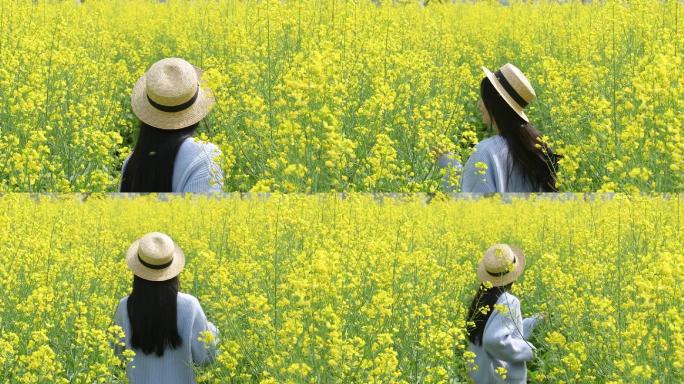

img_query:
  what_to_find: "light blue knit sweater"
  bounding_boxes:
[439,135,540,193]
[467,292,540,383]
[120,137,224,193]
[114,292,219,384]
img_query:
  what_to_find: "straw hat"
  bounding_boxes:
[477,243,526,287]
[126,232,185,281]
[131,58,215,130]
[482,63,536,123]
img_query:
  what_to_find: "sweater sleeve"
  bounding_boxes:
[436,152,462,193]
[180,143,224,193]
[482,294,535,363]
[460,144,498,193]
[112,299,127,358]
[523,314,541,340]
[190,299,220,366]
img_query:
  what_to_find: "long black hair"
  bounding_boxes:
[120,122,197,192]
[466,282,512,346]
[127,275,182,356]
[480,77,560,192]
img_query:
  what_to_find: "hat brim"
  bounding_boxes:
[482,66,529,123]
[131,66,215,130]
[476,245,526,287]
[126,239,186,281]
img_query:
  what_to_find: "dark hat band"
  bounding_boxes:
[494,71,528,108]
[147,85,199,113]
[138,254,173,270]
[486,256,517,277]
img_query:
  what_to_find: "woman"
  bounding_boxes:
[438,63,560,193]
[466,244,543,383]
[114,232,219,383]
[120,57,223,193]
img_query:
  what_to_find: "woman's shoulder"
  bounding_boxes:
[114,296,129,323]
[496,292,521,307]
[177,292,203,310]
[474,135,507,152]
[179,137,221,158]
[116,296,129,309]
[467,136,508,165]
